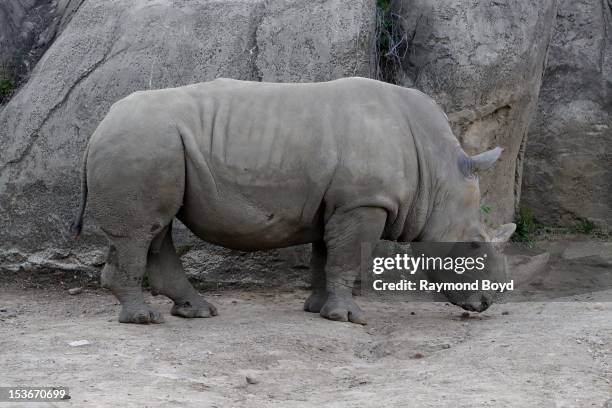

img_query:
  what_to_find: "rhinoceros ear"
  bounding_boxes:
[459,147,504,177]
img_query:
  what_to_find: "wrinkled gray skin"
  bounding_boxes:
[72,77,516,325]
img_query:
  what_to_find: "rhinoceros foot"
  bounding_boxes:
[303,290,328,313]
[171,297,218,318]
[119,304,164,324]
[320,293,367,325]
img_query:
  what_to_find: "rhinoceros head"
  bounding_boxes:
[420,146,516,312]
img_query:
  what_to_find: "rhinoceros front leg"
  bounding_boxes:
[319,207,386,325]
[101,236,164,324]
[303,240,328,313]
[147,225,218,318]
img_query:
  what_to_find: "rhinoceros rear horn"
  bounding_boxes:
[459,147,504,176]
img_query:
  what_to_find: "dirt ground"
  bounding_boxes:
[1,280,611,407]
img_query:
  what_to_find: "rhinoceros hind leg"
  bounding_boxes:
[101,236,164,324]
[304,240,328,313]
[319,207,387,325]
[147,224,218,319]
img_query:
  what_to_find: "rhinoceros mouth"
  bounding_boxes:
[457,297,491,313]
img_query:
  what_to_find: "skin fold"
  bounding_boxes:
[72,77,515,325]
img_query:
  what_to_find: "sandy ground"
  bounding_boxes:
[1,283,611,408]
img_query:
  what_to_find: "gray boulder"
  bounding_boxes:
[256,0,376,82]
[388,0,558,226]
[521,0,612,230]
[0,0,376,270]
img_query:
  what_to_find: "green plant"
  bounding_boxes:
[0,77,13,97]
[480,203,493,226]
[512,209,602,244]
[377,0,391,9]
[0,60,14,99]
[480,203,492,214]
[573,219,595,234]
[512,208,539,245]
[375,0,407,83]
[175,244,193,257]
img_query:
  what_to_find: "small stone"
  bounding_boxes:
[246,375,259,385]
[441,344,451,349]
[412,353,424,359]
[461,312,470,319]
[68,340,90,347]
[501,311,510,315]
[68,287,83,295]
[410,311,415,315]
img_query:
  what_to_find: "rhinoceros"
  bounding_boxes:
[71,77,516,325]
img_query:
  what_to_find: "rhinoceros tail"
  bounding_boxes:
[70,142,90,239]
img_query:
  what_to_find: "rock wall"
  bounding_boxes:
[0,0,376,257]
[521,0,612,229]
[1,0,42,81]
[0,0,83,101]
[388,0,558,226]
[0,0,609,278]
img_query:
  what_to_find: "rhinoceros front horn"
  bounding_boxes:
[459,147,504,177]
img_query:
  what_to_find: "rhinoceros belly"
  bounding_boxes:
[177,157,329,251]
